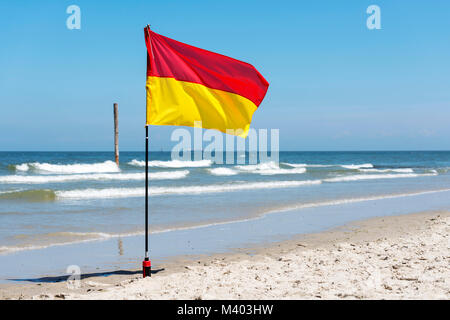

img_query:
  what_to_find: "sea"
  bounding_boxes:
[0,151,449,279]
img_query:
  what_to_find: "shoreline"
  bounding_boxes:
[1,209,448,300]
[1,187,449,257]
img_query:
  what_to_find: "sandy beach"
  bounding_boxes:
[2,0,450,305]
[1,210,448,300]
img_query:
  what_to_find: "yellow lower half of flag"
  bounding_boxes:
[146,76,258,138]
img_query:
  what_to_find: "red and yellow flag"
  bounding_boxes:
[144,27,269,138]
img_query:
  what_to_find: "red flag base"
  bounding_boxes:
[143,258,151,278]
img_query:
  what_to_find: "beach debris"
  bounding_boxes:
[54,293,66,299]
[397,277,419,281]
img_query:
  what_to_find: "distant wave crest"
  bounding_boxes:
[129,159,212,168]
[325,172,437,182]
[282,162,374,169]
[208,168,238,176]
[358,168,414,173]
[235,162,306,175]
[339,163,374,169]
[12,161,120,174]
[0,170,189,184]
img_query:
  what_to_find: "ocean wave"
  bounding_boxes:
[340,163,373,169]
[283,163,334,168]
[12,161,120,174]
[0,170,189,184]
[358,168,414,173]
[129,159,212,168]
[0,189,57,201]
[235,162,306,175]
[15,163,31,171]
[3,171,436,201]
[208,168,239,176]
[283,162,374,169]
[325,172,437,183]
[128,159,145,167]
[56,180,322,199]
[282,163,308,167]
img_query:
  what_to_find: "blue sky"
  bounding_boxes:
[1,0,449,151]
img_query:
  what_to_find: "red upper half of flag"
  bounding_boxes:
[144,28,269,107]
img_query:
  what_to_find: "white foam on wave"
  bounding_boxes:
[325,172,437,183]
[14,161,120,174]
[129,159,212,168]
[149,170,189,180]
[358,168,414,173]
[56,180,322,199]
[0,188,23,195]
[235,162,306,175]
[340,163,373,169]
[15,164,30,171]
[284,163,419,173]
[0,170,189,184]
[282,163,308,168]
[283,162,374,169]
[208,168,238,176]
[283,163,337,168]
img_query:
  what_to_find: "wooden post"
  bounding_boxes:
[114,103,119,165]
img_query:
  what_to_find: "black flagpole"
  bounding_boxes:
[142,25,152,277]
[143,124,151,277]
